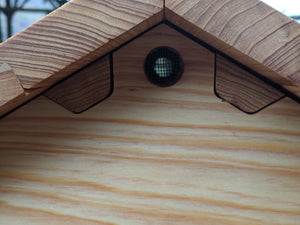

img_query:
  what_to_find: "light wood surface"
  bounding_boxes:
[0,25,299,225]
[215,54,285,113]
[44,54,112,113]
[165,0,300,97]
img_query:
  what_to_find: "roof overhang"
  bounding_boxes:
[0,0,299,117]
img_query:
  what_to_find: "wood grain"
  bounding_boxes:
[0,63,24,105]
[0,0,163,117]
[0,25,299,225]
[2,0,300,118]
[44,54,112,113]
[165,0,300,97]
[0,63,26,117]
[0,0,163,89]
[215,54,285,113]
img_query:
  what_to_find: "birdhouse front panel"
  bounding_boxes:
[0,24,299,225]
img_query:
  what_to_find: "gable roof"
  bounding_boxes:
[0,0,299,117]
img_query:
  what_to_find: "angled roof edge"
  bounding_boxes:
[0,0,299,117]
[165,0,300,96]
[0,0,164,117]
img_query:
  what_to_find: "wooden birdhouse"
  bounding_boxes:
[0,0,299,224]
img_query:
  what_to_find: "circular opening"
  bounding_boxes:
[144,46,183,87]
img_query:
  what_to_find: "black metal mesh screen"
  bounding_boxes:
[144,46,183,87]
[154,57,173,78]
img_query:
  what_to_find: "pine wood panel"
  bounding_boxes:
[215,54,285,113]
[44,54,112,113]
[165,0,300,97]
[0,25,300,225]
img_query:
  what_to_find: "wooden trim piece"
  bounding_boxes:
[165,0,300,98]
[215,54,285,114]
[44,54,113,113]
[0,0,164,90]
[0,63,26,116]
